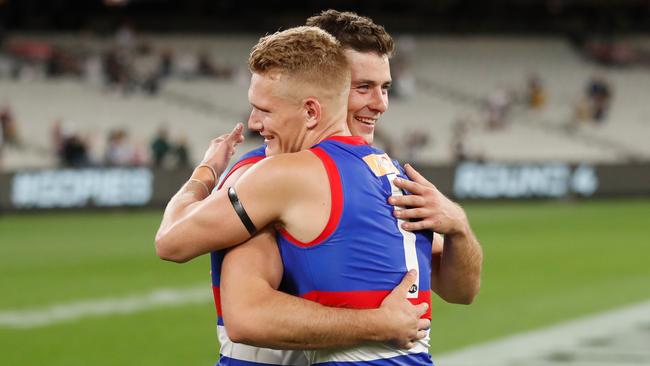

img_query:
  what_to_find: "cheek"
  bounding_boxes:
[347,94,366,115]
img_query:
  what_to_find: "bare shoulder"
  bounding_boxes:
[229,150,327,230]
[219,163,254,190]
[242,150,323,183]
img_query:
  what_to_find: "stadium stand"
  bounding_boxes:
[1,34,648,170]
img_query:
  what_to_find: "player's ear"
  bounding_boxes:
[303,98,321,129]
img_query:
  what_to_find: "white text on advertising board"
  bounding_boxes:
[453,162,598,199]
[11,168,153,208]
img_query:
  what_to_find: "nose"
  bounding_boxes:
[248,110,262,131]
[369,87,388,113]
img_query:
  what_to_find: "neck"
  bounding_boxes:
[301,109,350,149]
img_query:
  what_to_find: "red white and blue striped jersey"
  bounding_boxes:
[277,136,434,366]
[211,145,310,366]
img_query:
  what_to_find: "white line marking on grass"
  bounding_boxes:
[0,285,212,329]
[435,299,650,366]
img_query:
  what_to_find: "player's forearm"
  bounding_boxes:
[155,168,215,262]
[432,225,482,304]
[223,287,388,349]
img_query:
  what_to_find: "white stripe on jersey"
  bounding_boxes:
[307,330,430,364]
[387,173,420,299]
[217,325,309,365]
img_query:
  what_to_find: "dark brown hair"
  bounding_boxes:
[306,9,395,57]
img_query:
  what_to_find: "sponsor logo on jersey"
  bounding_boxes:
[363,153,401,177]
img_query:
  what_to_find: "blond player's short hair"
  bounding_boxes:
[248,26,350,100]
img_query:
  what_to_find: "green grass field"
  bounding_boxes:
[1,199,649,365]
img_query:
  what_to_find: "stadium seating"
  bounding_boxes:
[1,34,648,170]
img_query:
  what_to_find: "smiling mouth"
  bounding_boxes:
[355,116,377,126]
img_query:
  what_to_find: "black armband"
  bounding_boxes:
[228,186,257,235]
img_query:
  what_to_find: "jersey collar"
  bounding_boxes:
[324,135,369,146]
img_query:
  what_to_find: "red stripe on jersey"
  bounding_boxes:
[300,289,432,320]
[217,156,265,190]
[212,285,222,316]
[278,147,343,248]
[324,135,368,146]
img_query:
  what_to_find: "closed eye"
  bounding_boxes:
[251,104,271,113]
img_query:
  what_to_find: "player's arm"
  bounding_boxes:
[155,127,298,263]
[389,164,482,304]
[221,230,430,350]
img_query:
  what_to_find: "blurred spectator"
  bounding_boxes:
[584,39,638,67]
[586,75,613,123]
[0,103,19,146]
[484,87,513,130]
[197,50,234,79]
[0,110,3,169]
[131,140,147,166]
[46,47,83,78]
[0,54,10,79]
[0,126,3,170]
[403,128,429,161]
[175,52,198,80]
[150,126,171,167]
[571,96,592,128]
[83,53,104,86]
[159,48,174,79]
[173,136,190,168]
[105,129,136,166]
[526,73,546,110]
[51,119,65,157]
[390,35,417,99]
[451,115,470,162]
[52,120,91,167]
[115,23,136,50]
[132,42,161,95]
[61,134,90,167]
[103,46,132,93]
[6,40,50,81]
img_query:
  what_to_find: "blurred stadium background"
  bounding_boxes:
[0,1,649,365]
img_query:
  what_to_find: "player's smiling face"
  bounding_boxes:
[247,71,304,156]
[345,50,391,145]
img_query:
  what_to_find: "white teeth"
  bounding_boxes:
[356,117,376,125]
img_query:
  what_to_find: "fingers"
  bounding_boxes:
[396,318,429,350]
[214,124,244,143]
[415,302,429,317]
[232,122,244,134]
[416,330,428,341]
[217,124,245,157]
[417,318,431,331]
[389,194,425,208]
[393,207,428,220]
[223,124,245,145]
[228,123,245,143]
[394,269,418,296]
[400,220,434,232]
[404,164,435,188]
[392,177,425,194]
